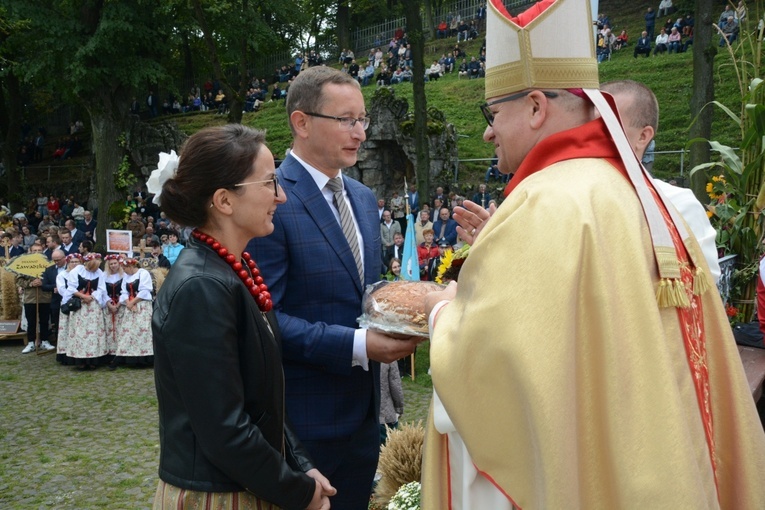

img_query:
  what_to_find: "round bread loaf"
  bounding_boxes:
[364,281,444,333]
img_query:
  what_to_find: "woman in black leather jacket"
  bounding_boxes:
[150,125,335,510]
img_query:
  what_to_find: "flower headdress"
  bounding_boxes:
[147,150,179,206]
[122,257,139,267]
[65,253,83,262]
[104,254,123,262]
[83,253,102,262]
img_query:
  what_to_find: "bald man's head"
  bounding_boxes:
[602,80,659,159]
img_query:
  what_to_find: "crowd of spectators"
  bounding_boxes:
[376,182,499,281]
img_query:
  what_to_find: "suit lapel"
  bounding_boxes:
[280,157,363,294]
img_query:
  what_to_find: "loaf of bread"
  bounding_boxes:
[358,280,445,336]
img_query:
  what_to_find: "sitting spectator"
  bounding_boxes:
[471,184,492,209]
[654,28,669,55]
[432,207,458,247]
[443,53,455,73]
[377,65,392,86]
[390,67,405,84]
[437,19,449,39]
[449,15,460,37]
[681,33,694,52]
[361,60,375,86]
[348,59,360,80]
[271,83,282,101]
[21,225,37,250]
[457,19,470,42]
[737,0,747,22]
[594,12,610,30]
[427,61,442,81]
[458,58,469,79]
[614,29,628,50]
[683,14,694,36]
[142,225,160,246]
[658,0,673,17]
[634,31,651,57]
[720,16,738,46]
[468,20,479,40]
[467,57,481,79]
[6,231,26,257]
[163,230,184,265]
[400,66,413,82]
[145,240,171,269]
[126,211,145,244]
[663,17,674,34]
[597,30,615,63]
[417,229,439,281]
[667,27,682,53]
[485,157,500,182]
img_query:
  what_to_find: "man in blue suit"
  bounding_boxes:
[431,207,458,247]
[246,66,420,509]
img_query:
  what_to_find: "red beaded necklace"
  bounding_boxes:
[191,229,273,312]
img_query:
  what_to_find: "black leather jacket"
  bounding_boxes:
[152,238,315,509]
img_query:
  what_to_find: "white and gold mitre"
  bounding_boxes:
[485,0,599,99]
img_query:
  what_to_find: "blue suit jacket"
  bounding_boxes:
[246,154,382,442]
[432,218,458,246]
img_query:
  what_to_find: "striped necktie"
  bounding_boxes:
[326,176,364,284]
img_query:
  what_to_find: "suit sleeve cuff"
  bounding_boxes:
[352,328,370,371]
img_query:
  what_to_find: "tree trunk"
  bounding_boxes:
[86,91,128,249]
[423,0,435,40]
[182,31,195,88]
[689,0,716,202]
[191,0,243,124]
[403,1,431,200]
[337,1,350,52]
[0,73,23,211]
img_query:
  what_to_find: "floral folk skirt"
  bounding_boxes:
[115,300,153,357]
[153,480,280,510]
[104,306,125,355]
[66,300,108,359]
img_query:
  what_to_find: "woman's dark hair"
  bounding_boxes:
[80,240,94,252]
[160,125,266,227]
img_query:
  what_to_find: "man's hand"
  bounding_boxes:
[305,468,335,510]
[30,278,42,287]
[367,330,423,364]
[453,199,496,245]
[425,281,457,317]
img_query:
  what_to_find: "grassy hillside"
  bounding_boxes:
[170,1,743,188]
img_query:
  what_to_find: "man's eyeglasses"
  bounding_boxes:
[235,175,280,197]
[303,112,371,131]
[480,90,559,126]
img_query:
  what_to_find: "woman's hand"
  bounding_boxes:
[82,294,94,304]
[305,468,336,510]
[453,199,496,245]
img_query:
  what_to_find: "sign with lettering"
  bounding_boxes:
[4,253,52,278]
[0,320,20,334]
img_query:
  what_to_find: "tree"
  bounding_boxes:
[0,8,28,211]
[402,1,430,200]
[688,0,716,202]
[191,0,302,124]
[6,0,170,245]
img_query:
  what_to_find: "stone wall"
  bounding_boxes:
[352,87,457,199]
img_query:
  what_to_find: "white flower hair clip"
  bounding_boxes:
[147,150,179,206]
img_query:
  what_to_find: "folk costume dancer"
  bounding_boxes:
[421,0,765,508]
